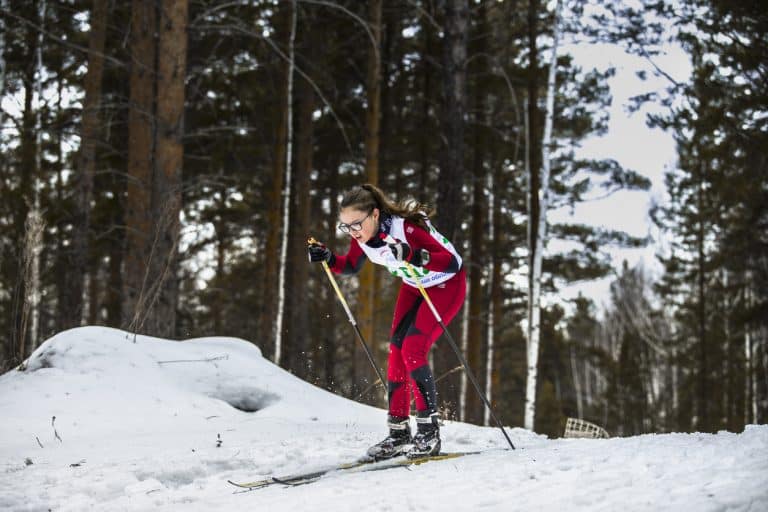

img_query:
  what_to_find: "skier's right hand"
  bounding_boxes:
[308,240,334,264]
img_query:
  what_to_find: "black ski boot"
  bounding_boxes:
[406,412,441,459]
[366,416,412,461]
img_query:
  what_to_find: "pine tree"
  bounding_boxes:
[63,0,108,331]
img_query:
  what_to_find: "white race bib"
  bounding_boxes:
[357,216,461,288]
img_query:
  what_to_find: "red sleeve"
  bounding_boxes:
[402,221,461,273]
[329,238,368,275]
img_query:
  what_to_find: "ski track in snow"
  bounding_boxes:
[1,327,766,511]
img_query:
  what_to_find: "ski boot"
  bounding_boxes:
[406,411,441,459]
[366,416,412,461]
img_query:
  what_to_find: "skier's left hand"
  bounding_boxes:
[388,242,430,267]
[388,241,411,262]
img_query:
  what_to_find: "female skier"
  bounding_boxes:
[307,184,466,459]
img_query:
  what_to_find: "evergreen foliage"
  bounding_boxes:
[0,0,764,434]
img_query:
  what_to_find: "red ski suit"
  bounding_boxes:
[330,216,466,418]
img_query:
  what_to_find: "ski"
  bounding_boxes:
[227,458,371,490]
[228,451,481,490]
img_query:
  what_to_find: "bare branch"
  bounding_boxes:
[127,200,181,339]
[297,0,379,62]
[404,0,442,32]
[637,45,683,89]
[157,355,229,364]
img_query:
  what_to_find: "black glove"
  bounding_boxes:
[389,242,430,267]
[308,241,334,264]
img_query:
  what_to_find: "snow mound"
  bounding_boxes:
[10,326,379,425]
[1,327,765,512]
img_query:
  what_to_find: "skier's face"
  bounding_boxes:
[339,207,379,243]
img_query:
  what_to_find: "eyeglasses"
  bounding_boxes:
[338,211,372,233]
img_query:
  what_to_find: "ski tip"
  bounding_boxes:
[228,479,270,489]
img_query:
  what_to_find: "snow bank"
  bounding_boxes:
[0,326,765,512]
[1,327,382,453]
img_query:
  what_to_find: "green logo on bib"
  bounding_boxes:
[390,266,430,279]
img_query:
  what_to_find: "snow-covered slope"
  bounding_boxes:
[1,327,766,511]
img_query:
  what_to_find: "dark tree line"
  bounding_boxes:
[0,0,764,436]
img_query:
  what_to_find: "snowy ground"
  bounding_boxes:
[1,327,766,511]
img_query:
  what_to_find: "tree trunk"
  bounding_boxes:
[87,251,99,324]
[696,159,709,431]
[149,0,188,338]
[375,4,398,382]
[745,275,755,424]
[262,1,294,361]
[123,0,157,331]
[65,0,108,330]
[523,0,540,431]
[274,0,297,365]
[28,0,46,352]
[365,0,382,186]
[213,182,228,334]
[464,182,485,422]
[53,77,68,333]
[525,0,561,431]
[724,270,742,431]
[356,0,383,403]
[488,157,504,426]
[436,0,468,241]
[0,0,7,139]
[433,0,469,420]
[464,0,491,425]
[571,344,583,419]
[106,159,125,328]
[12,2,39,362]
[759,327,768,423]
[418,0,435,200]
[322,156,341,390]
[287,55,315,379]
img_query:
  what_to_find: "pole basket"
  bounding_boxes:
[563,417,610,439]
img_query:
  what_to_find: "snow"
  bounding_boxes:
[1,327,766,511]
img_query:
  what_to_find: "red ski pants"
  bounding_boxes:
[387,268,466,418]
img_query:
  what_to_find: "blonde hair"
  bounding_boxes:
[341,184,434,232]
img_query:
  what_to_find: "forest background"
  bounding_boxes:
[1,0,765,438]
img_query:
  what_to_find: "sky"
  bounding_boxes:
[550,39,692,314]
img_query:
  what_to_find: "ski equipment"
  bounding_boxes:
[366,415,412,460]
[407,412,441,458]
[308,236,386,392]
[228,450,482,490]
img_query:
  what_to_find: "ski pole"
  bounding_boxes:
[391,240,515,450]
[308,237,387,393]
